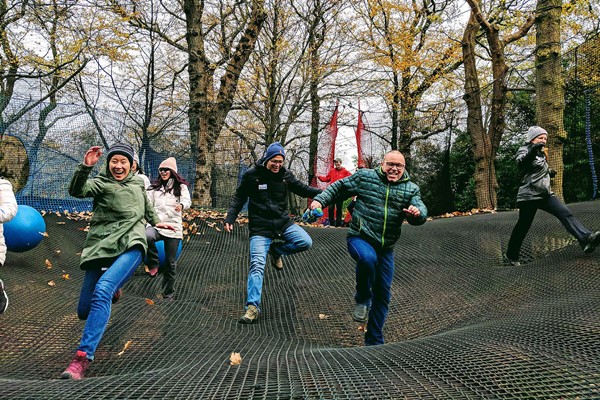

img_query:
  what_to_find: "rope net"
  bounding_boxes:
[0,204,599,398]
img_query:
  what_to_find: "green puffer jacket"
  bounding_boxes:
[69,164,161,270]
[313,167,427,249]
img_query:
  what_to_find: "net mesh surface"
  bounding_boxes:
[1,202,599,399]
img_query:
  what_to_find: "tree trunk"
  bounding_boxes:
[535,0,565,200]
[185,0,267,206]
[462,12,497,209]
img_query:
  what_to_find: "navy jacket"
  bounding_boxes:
[225,161,321,238]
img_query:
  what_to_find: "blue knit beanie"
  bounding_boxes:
[263,142,285,162]
[526,126,547,143]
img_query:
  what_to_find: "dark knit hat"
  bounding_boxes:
[526,126,547,143]
[106,143,134,167]
[263,142,285,162]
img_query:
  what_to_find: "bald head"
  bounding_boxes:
[381,151,406,182]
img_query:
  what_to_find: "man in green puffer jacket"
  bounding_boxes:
[311,150,427,346]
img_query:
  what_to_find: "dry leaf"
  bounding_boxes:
[40,231,49,237]
[45,259,52,269]
[62,273,70,280]
[145,298,155,305]
[57,222,66,225]
[47,280,56,287]
[318,314,329,320]
[117,340,132,356]
[55,250,61,254]
[358,325,367,332]
[230,352,242,365]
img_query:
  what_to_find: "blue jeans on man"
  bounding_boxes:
[347,236,395,346]
[246,224,312,309]
[77,248,142,359]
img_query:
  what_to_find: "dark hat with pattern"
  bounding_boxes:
[106,143,135,167]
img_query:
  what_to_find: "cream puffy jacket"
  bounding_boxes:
[0,178,18,266]
[147,183,191,239]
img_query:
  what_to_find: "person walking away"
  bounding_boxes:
[310,150,427,346]
[224,142,321,324]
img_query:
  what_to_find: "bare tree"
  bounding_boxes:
[463,0,534,209]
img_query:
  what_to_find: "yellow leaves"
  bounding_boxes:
[62,273,70,280]
[117,340,133,356]
[229,352,242,366]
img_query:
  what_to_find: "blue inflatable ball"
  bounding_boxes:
[146,240,183,268]
[4,205,47,252]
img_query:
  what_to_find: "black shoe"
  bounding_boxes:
[352,303,369,323]
[0,279,7,314]
[503,253,521,267]
[269,248,283,270]
[583,231,600,253]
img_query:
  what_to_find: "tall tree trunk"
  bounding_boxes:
[462,12,496,209]
[185,0,267,206]
[536,0,565,200]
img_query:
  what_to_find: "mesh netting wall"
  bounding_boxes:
[0,204,599,398]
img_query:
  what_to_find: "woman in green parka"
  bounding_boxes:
[61,143,174,380]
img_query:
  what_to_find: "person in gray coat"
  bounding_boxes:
[505,126,600,266]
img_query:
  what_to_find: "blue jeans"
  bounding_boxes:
[347,236,395,346]
[246,224,312,309]
[76,248,142,360]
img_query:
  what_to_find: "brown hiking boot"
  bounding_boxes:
[238,305,259,324]
[60,350,90,380]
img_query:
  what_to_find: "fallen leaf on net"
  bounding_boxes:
[45,259,52,269]
[57,221,66,225]
[230,352,242,366]
[48,280,56,287]
[358,325,367,332]
[62,273,70,280]
[319,314,329,320]
[145,298,155,305]
[117,340,133,356]
[39,231,49,237]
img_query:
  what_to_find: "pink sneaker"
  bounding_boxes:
[60,350,90,380]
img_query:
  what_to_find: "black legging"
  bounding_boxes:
[506,195,591,260]
[328,199,345,227]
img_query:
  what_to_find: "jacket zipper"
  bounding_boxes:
[381,184,390,246]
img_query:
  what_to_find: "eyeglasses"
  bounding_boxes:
[384,162,405,170]
[159,168,170,173]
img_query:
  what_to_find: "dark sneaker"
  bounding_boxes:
[60,350,90,380]
[352,303,369,323]
[503,253,521,267]
[0,279,8,314]
[112,288,123,304]
[147,266,159,278]
[583,231,600,253]
[269,249,283,270]
[163,294,175,302]
[238,305,259,324]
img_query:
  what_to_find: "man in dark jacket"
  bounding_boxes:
[225,142,321,324]
[310,150,427,346]
[505,126,600,266]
